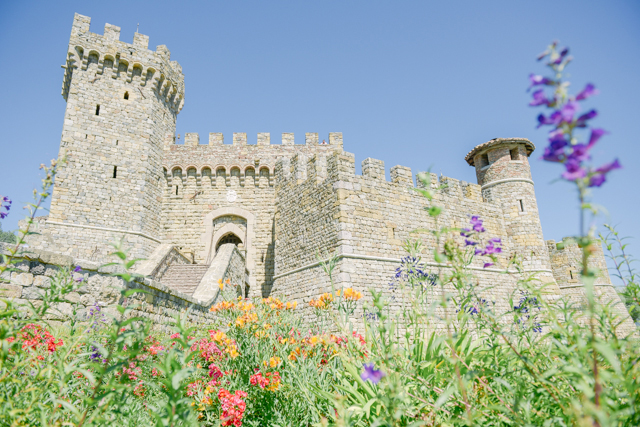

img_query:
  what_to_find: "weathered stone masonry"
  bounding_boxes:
[14,14,635,335]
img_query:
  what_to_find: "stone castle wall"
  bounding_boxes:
[0,243,215,327]
[548,238,635,336]
[158,132,342,296]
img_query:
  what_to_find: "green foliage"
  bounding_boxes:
[0,223,16,244]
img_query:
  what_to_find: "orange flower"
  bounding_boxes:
[343,288,363,301]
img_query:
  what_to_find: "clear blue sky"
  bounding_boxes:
[1,1,639,271]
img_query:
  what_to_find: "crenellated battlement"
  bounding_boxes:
[275,150,485,203]
[161,133,343,191]
[61,13,185,113]
[166,132,343,147]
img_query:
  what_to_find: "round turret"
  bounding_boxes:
[465,137,535,189]
[465,138,557,281]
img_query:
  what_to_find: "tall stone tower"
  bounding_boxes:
[465,138,559,290]
[43,13,184,261]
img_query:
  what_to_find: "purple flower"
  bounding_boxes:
[529,89,552,107]
[483,263,494,269]
[566,144,592,163]
[361,363,385,384]
[541,131,569,162]
[74,265,82,273]
[0,196,11,220]
[561,158,587,181]
[560,101,579,122]
[588,159,622,187]
[576,83,599,101]
[550,47,569,65]
[470,216,485,233]
[575,109,597,128]
[528,73,554,90]
[588,128,608,147]
[483,241,502,255]
[536,111,562,128]
[464,239,478,247]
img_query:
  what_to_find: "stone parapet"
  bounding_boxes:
[0,243,215,327]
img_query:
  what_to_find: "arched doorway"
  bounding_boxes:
[216,233,242,252]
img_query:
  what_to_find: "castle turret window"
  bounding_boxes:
[480,153,489,168]
[510,148,519,160]
[95,105,100,115]
[112,166,117,178]
[124,91,129,100]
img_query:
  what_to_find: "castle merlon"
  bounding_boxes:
[62,13,184,113]
[165,132,343,147]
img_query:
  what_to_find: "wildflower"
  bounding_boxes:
[527,73,554,90]
[576,83,599,101]
[342,288,363,301]
[285,301,297,310]
[530,42,620,188]
[218,278,224,290]
[529,89,552,107]
[361,363,385,384]
[218,389,247,426]
[269,356,282,368]
[0,196,11,219]
[209,363,223,380]
[588,159,621,187]
[210,300,236,312]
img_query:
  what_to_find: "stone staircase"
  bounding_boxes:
[160,264,210,296]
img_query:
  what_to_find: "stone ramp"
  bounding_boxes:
[160,264,210,296]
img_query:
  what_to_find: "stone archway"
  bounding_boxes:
[210,223,245,261]
[199,207,255,276]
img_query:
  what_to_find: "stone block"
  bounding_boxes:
[22,286,43,300]
[33,276,51,288]
[14,273,34,286]
[0,284,22,298]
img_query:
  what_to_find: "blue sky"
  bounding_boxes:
[1,1,639,272]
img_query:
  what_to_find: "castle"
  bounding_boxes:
[19,14,633,333]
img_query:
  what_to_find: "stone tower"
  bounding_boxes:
[465,138,559,290]
[44,13,184,261]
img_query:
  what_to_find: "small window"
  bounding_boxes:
[510,148,519,160]
[112,166,117,178]
[175,185,179,195]
[95,105,100,115]
[480,153,489,167]
[519,199,524,212]
[115,140,118,146]
[124,91,129,100]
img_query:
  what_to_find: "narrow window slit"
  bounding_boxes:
[95,105,100,115]
[175,185,179,195]
[519,200,524,212]
[124,91,129,100]
[112,166,117,178]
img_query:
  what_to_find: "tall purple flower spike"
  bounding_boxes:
[361,363,385,384]
[529,42,620,188]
